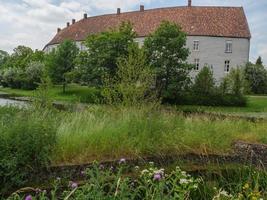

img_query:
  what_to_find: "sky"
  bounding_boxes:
[0,0,266,63]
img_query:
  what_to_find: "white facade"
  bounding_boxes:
[133,36,250,82]
[44,35,250,82]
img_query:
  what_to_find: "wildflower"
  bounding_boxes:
[243,183,249,190]
[25,195,32,200]
[81,170,86,176]
[35,188,42,194]
[135,166,140,171]
[119,158,126,164]
[56,177,61,181]
[99,164,105,170]
[141,169,149,175]
[149,161,154,166]
[153,173,162,181]
[69,181,78,189]
[179,179,189,184]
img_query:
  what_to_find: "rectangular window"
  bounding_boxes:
[194,58,200,71]
[193,41,199,51]
[224,60,230,73]
[225,41,232,53]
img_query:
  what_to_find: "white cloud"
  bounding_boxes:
[0,0,266,63]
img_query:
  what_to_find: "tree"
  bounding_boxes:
[192,66,215,96]
[0,50,9,68]
[102,44,156,106]
[244,62,267,94]
[76,22,136,86]
[144,21,193,102]
[256,56,263,66]
[46,40,79,93]
[226,67,248,96]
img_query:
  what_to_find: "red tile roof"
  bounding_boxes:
[46,6,251,47]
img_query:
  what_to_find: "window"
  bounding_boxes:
[224,60,230,73]
[194,58,200,71]
[225,41,232,53]
[193,41,199,51]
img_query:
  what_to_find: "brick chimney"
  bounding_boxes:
[72,19,76,24]
[117,8,121,14]
[84,13,87,19]
[188,0,192,7]
[67,22,70,27]
[140,5,144,12]
[57,28,61,33]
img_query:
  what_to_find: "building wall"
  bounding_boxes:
[44,36,250,82]
[186,36,250,82]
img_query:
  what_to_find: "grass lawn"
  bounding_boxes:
[176,96,267,117]
[0,84,100,103]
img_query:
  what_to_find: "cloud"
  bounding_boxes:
[0,0,266,64]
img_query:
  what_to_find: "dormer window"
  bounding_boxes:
[193,40,199,51]
[225,41,232,53]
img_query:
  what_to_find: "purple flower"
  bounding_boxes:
[81,170,86,176]
[70,181,78,189]
[119,158,126,164]
[25,195,32,200]
[153,173,162,181]
[71,182,78,189]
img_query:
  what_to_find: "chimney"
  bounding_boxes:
[84,13,87,19]
[57,28,61,33]
[117,8,121,14]
[188,0,192,7]
[140,5,144,12]
[72,19,76,24]
[67,22,70,27]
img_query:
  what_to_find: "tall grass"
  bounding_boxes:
[54,105,267,165]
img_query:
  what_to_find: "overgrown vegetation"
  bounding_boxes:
[0,107,57,194]
[7,162,267,200]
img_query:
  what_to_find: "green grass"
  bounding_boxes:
[0,84,100,103]
[53,105,267,165]
[176,96,267,117]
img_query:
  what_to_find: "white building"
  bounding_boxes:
[44,0,251,81]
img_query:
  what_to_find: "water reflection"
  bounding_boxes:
[0,98,27,107]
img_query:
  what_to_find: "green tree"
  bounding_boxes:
[76,22,136,86]
[192,66,215,96]
[46,40,79,93]
[225,67,248,96]
[256,56,263,66]
[144,21,192,102]
[102,44,156,106]
[0,50,9,68]
[244,63,267,94]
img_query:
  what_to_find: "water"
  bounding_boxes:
[0,98,27,107]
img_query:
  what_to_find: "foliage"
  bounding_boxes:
[76,22,136,86]
[192,66,215,96]
[0,107,57,195]
[102,44,156,106]
[144,21,192,102]
[256,56,263,66]
[8,162,199,200]
[46,40,79,93]
[244,62,267,94]
[0,61,44,90]
[0,50,9,68]
[223,67,248,96]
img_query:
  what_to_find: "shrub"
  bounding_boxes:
[21,61,44,90]
[0,108,57,195]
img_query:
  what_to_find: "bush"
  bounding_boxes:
[0,62,44,90]
[176,66,247,107]
[0,108,57,195]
